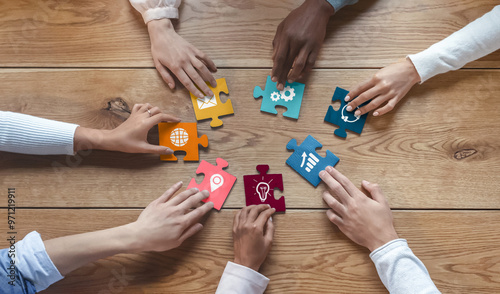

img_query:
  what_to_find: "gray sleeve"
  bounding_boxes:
[370,239,441,294]
[326,0,359,12]
[0,111,78,155]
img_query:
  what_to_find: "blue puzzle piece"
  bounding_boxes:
[253,75,305,119]
[286,135,340,187]
[324,87,368,138]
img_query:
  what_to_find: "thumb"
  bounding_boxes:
[141,143,173,155]
[264,216,275,244]
[362,180,387,204]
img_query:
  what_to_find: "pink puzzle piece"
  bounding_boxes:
[187,158,237,210]
[243,165,286,212]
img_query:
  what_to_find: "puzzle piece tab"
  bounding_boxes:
[243,165,286,212]
[158,122,208,161]
[324,87,368,138]
[190,78,234,128]
[286,135,340,187]
[253,75,305,119]
[187,158,237,210]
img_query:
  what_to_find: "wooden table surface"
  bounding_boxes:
[1,0,499,293]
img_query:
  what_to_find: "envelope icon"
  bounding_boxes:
[197,95,217,109]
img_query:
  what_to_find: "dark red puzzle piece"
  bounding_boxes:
[243,165,286,212]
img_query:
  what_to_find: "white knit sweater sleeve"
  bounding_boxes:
[215,262,269,294]
[129,0,181,23]
[408,5,500,83]
[0,111,78,155]
[370,239,441,294]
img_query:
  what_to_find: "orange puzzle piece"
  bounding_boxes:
[158,122,208,161]
[190,78,234,128]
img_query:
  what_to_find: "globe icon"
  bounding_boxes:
[170,128,189,147]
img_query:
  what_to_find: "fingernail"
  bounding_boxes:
[168,83,174,89]
[288,79,293,84]
[198,93,204,99]
[208,91,214,97]
[271,76,277,82]
[373,112,379,116]
[192,188,199,192]
[362,180,370,185]
[267,204,271,208]
[165,147,173,154]
[269,216,273,222]
[319,170,326,177]
[177,181,183,186]
[346,106,352,111]
[345,95,351,102]
[326,166,333,172]
[355,110,361,116]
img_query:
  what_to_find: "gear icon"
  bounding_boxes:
[280,86,295,102]
[270,91,280,102]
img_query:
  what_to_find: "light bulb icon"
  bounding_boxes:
[256,182,270,202]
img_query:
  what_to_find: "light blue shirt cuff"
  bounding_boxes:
[15,231,64,292]
[326,0,359,12]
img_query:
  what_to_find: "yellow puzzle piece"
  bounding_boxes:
[190,78,234,128]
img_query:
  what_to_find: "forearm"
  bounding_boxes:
[408,5,500,83]
[370,239,440,294]
[0,111,78,155]
[44,223,140,276]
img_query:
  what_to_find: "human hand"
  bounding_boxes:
[272,0,334,90]
[233,205,275,271]
[127,181,214,252]
[147,19,217,98]
[320,167,399,252]
[345,58,421,117]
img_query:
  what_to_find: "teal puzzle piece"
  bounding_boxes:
[253,75,305,119]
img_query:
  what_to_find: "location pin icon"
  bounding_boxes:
[210,174,224,192]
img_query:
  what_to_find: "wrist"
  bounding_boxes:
[233,257,261,272]
[147,18,174,36]
[73,127,110,152]
[308,0,335,17]
[405,57,421,84]
[116,223,144,253]
[367,231,399,252]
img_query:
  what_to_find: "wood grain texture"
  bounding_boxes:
[0,0,498,68]
[0,68,499,209]
[0,209,499,293]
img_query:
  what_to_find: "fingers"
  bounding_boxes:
[132,104,143,114]
[303,49,318,77]
[155,61,176,89]
[271,38,290,91]
[255,207,276,229]
[154,181,184,204]
[362,180,387,204]
[169,188,200,206]
[246,204,270,223]
[147,113,181,128]
[264,217,275,243]
[373,98,399,116]
[353,94,390,116]
[179,223,204,243]
[184,201,214,227]
[138,103,152,114]
[148,106,161,117]
[176,69,204,99]
[319,169,351,204]
[326,209,344,227]
[322,191,347,217]
[346,86,381,113]
[185,63,214,97]
[287,49,309,83]
[193,59,217,89]
[178,190,210,211]
[325,167,361,198]
[276,46,298,90]
[140,143,173,155]
[233,209,241,233]
[345,77,376,103]
[195,48,217,74]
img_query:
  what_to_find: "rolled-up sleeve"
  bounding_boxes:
[216,261,269,294]
[129,0,181,23]
[326,0,358,12]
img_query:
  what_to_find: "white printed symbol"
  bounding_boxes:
[300,152,319,173]
[280,86,295,102]
[197,95,217,109]
[341,105,360,123]
[256,182,270,202]
[270,92,280,102]
[210,174,224,192]
[170,128,189,147]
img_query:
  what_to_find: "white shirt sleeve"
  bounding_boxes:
[326,0,359,12]
[370,239,440,294]
[0,111,78,155]
[408,5,500,83]
[129,0,181,23]
[215,261,269,294]
[15,231,64,292]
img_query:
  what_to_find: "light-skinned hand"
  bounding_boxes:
[147,19,217,98]
[345,58,421,117]
[127,181,214,252]
[74,103,180,154]
[320,166,399,252]
[272,0,334,90]
[233,205,275,272]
